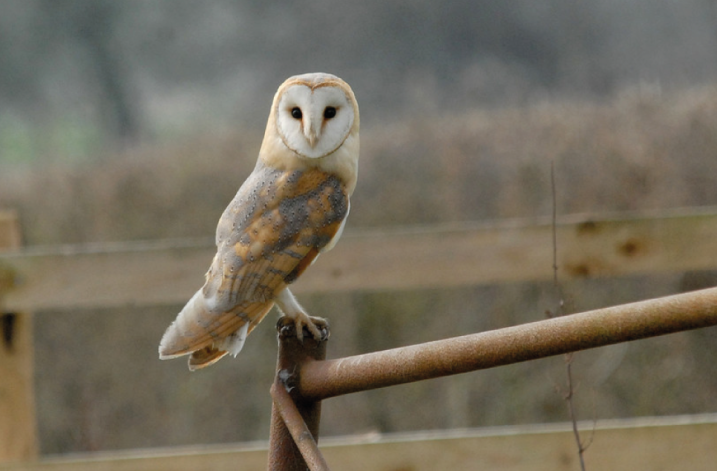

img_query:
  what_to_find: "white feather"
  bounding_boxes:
[218,321,250,357]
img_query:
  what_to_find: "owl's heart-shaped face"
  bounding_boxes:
[275,76,356,159]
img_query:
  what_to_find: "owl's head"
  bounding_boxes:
[268,73,359,160]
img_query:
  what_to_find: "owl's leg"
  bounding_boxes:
[275,288,328,342]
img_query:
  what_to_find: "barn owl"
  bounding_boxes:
[159,73,359,370]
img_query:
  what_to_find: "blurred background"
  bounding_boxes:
[2,0,717,456]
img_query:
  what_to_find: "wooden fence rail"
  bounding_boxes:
[3,414,717,471]
[2,206,717,312]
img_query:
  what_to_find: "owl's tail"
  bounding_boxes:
[187,344,230,371]
[158,289,274,370]
[158,289,210,360]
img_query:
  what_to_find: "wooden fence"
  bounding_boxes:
[4,206,717,312]
[2,207,717,469]
[4,414,717,471]
[0,210,36,463]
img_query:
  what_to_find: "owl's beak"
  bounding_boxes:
[307,132,318,148]
[304,119,320,148]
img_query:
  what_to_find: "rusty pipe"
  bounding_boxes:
[268,317,328,471]
[271,380,331,471]
[300,287,717,401]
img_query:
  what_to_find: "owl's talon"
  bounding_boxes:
[294,314,328,342]
[276,312,329,342]
[275,287,330,342]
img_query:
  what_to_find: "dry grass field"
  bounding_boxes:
[2,84,717,454]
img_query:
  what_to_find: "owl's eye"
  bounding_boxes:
[291,107,302,119]
[324,106,337,119]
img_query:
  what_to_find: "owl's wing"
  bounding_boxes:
[159,163,349,359]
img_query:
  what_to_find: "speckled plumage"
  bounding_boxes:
[159,73,359,370]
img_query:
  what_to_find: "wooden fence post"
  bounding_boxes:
[0,210,38,463]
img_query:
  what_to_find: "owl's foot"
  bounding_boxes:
[275,288,329,342]
[292,313,329,342]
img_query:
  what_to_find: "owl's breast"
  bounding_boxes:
[209,165,350,294]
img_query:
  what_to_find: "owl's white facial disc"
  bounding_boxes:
[275,84,355,159]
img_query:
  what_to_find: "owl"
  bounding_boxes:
[159,73,359,370]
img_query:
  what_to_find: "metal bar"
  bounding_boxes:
[271,380,331,471]
[300,287,717,401]
[267,317,329,471]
